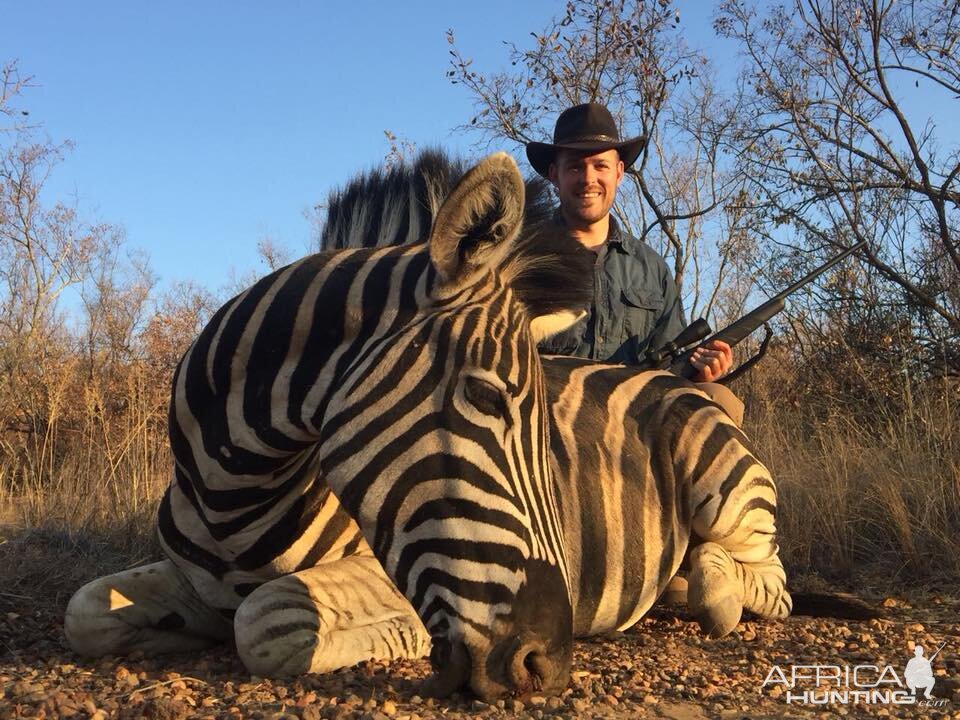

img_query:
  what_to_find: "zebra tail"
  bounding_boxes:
[787,591,882,620]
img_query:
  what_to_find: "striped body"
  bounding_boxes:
[150,153,584,699]
[160,237,572,617]
[160,244,423,612]
[545,357,790,638]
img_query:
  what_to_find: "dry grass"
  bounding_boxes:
[1,352,958,612]
[0,361,169,612]
[743,368,960,591]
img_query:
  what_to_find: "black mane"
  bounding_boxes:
[319,149,594,321]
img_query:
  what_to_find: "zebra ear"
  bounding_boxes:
[428,152,525,287]
[529,310,587,343]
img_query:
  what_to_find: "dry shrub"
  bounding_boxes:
[740,349,960,588]
[0,357,170,571]
[0,289,223,615]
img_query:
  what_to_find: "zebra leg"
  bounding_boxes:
[686,439,792,637]
[688,541,790,637]
[64,560,232,657]
[233,554,430,677]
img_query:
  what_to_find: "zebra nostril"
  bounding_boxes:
[508,641,548,694]
[523,650,547,692]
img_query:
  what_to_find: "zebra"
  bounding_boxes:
[64,150,791,702]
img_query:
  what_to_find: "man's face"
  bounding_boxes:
[548,148,624,228]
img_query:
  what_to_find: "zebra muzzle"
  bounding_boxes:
[421,635,471,698]
[467,630,569,701]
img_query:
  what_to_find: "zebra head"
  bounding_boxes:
[321,153,593,701]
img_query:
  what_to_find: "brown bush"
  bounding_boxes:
[739,351,960,588]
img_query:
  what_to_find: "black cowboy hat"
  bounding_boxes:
[526,102,646,178]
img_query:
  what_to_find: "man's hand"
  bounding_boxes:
[689,339,733,382]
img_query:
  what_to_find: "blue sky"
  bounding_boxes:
[2,2,728,297]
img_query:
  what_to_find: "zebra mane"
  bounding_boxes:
[319,149,594,320]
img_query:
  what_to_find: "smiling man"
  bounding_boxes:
[527,102,740,418]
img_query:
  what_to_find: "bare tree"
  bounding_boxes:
[141,280,218,375]
[447,0,749,321]
[383,129,417,169]
[716,0,960,373]
[0,61,34,135]
[0,60,164,485]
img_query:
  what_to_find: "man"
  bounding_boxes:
[527,102,741,420]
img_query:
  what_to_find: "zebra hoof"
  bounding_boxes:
[694,594,742,638]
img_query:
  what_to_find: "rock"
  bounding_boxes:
[296,691,318,706]
[10,680,44,698]
[142,697,190,720]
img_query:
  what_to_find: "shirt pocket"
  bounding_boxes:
[620,287,664,347]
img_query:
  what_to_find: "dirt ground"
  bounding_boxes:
[1,586,958,720]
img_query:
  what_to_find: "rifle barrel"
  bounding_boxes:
[928,640,948,663]
[769,240,868,304]
[707,240,867,346]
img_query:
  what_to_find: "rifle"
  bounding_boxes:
[928,640,947,664]
[641,240,867,382]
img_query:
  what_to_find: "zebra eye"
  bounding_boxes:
[463,376,511,419]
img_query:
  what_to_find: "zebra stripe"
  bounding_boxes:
[542,358,791,639]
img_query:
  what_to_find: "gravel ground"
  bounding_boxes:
[1,591,959,720]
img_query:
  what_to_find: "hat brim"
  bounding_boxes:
[525,136,646,178]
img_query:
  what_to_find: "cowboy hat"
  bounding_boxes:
[526,102,646,177]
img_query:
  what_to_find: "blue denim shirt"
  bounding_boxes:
[538,217,686,365]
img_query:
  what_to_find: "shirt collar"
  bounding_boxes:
[552,209,640,256]
[606,217,641,256]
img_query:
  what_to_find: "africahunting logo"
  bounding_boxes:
[761,641,950,707]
